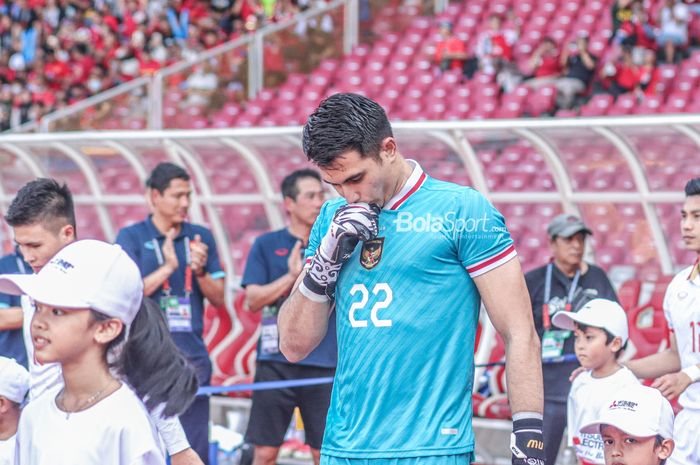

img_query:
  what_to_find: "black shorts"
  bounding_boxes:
[245,360,335,450]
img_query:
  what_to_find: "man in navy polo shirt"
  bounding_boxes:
[242,169,333,465]
[0,247,30,367]
[116,162,226,464]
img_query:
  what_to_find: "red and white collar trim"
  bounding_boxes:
[385,160,427,210]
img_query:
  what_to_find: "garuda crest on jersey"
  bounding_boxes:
[360,237,384,270]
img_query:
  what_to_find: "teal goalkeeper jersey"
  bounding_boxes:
[305,163,516,459]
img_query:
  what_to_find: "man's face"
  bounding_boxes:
[600,425,671,465]
[151,178,191,225]
[285,177,325,227]
[550,232,586,269]
[681,195,700,253]
[320,150,391,206]
[13,222,74,273]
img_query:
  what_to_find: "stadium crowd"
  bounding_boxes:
[0,0,316,131]
[434,0,699,112]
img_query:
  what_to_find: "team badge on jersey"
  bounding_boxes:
[360,238,384,270]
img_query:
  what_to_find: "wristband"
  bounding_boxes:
[682,364,700,383]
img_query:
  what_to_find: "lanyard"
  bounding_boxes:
[15,256,26,274]
[542,261,580,330]
[152,237,192,296]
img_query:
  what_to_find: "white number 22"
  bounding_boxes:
[348,283,393,328]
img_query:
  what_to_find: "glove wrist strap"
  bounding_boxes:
[299,274,331,303]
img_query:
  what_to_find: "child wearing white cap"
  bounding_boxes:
[0,240,199,465]
[580,384,675,465]
[552,298,640,465]
[0,357,28,465]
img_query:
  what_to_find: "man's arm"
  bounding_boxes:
[245,275,296,312]
[245,240,302,312]
[278,272,331,363]
[625,333,682,379]
[0,306,23,330]
[196,273,225,309]
[474,257,543,414]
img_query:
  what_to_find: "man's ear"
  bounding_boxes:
[380,137,398,162]
[58,223,76,244]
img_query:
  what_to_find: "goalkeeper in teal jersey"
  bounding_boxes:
[278,93,546,465]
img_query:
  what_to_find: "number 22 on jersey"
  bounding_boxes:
[348,283,393,328]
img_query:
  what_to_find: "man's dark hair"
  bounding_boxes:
[685,178,700,196]
[281,169,321,200]
[575,323,627,359]
[4,178,76,232]
[146,162,190,193]
[302,93,393,168]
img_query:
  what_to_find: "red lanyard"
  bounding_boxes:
[542,259,580,330]
[153,237,192,296]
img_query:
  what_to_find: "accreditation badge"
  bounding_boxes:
[160,295,193,332]
[260,304,280,355]
[541,329,570,359]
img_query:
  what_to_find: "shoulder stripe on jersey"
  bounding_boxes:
[389,172,427,210]
[467,244,517,278]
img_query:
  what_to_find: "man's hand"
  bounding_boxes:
[569,366,585,382]
[652,372,692,401]
[163,228,179,273]
[300,203,379,301]
[287,240,303,279]
[511,415,546,465]
[190,234,208,276]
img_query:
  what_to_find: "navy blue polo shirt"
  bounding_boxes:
[241,228,337,368]
[115,216,225,361]
[0,251,30,367]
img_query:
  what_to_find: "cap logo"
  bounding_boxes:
[609,400,638,411]
[49,257,74,273]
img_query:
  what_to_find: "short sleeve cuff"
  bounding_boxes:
[465,244,517,278]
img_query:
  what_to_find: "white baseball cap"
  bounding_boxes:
[0,356,29,403]
[581,384,674,439]
[551,298,629,345]
[0,240,143,325]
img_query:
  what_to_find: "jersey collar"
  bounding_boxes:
[384,160,427,211]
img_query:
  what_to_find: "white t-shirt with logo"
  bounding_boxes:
[0,434,15,465]
[664,266,700,411]
[20,296,190,455]
[568,366,640,464]
[15,384,165,465]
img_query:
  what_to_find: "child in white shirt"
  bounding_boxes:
[581,384,675,465]
[0,357,28,465]
[552,298,640,465]
[0,240,199,465]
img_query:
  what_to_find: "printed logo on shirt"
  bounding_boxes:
[144,241,155,250]
[678,291,688,300]
[274,248,289,257]
[360,237,384,270]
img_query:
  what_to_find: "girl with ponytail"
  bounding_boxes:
[0,240,198,465]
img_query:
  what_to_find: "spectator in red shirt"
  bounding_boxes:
[524,37,562,87]
[598,46,640,98]
[637,48,660,96]
[434,20,471,76]
[476,14,517,75]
